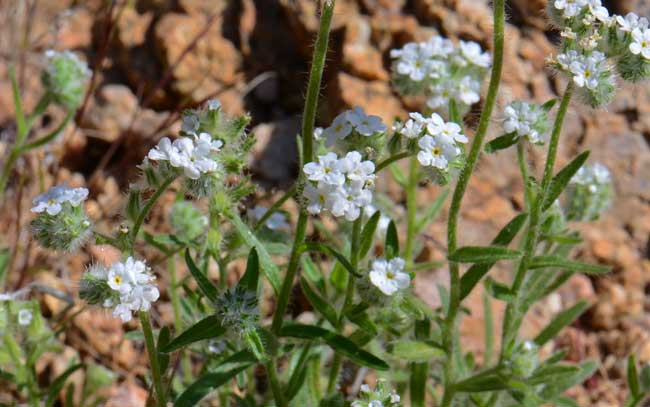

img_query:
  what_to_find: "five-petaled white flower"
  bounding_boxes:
[347,107,387,136]
[105,257,159,323]
[31,185,89,215]
[369,257,410,296]
[630,28,650,59]
[18,309,33,326]
[417,134,460,170]
[323,112,353,147]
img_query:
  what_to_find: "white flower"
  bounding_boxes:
[106,257,159,323]
[18,309,33,326]
[390,394,401,403]
[303,152,345,185]
[395,50,430,81]
[148,136,220,179]
[369,257,410,296]
[587,0,609,22]
[113,303,133,322]
[554,0,587,18]
[424,112,446,135]
[398,119,423,139]
[616,13,648,33]
[181,113,200,134]
[247,205,290,230]
[368,401,384,407]
[0,293,11,301]
[314,127,324,140]
[347,107,387,136]
[630,28,650,59]
[569,54,603,89]
[304,183,329,215]
[571,163,611,185]
[440,121,468,143]
[426,81,454,109]
[556,50,581,70]
[417,134,460,170]
[456,76,481,106]
[108,257,147,295]
[207,99,221,110]
[459,41,491,68]
[339,151,375,187]
[360,384,371,393]
[323,112,353,147]
[31,185,89,215]
[194,132,223,153]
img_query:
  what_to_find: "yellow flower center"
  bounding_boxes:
[386,272,394,280]
[431,147,442,156]
[114,276,122,284]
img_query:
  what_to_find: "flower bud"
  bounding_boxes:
[170,201,208,241]
[79,264,112,306]
[41,50,91,110]
[214,286,259,336]
[564,163,613,221]
[511,341,540,377]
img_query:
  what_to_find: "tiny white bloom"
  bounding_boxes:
[347,107,387,136]
[369,257,410,296]
[368,401,384,407]
[459,41,491,68]
[181,113,200,134]
[417,135,459,170]
[303,152,345,186]
[18,309,33,326]
[207,99,221,110]
[31,185,89,215]
[323,112,353,147]
[456,76,481,106]
[630,28,650,59]
[399,119,423,139]
[339,151,375,187]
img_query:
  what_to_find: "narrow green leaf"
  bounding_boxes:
[640,363,650,392]
[301,242,360,277]
[392,341,445,362]
[448,246,522,263]
[174,365,251,407]
[484,277,515,302]
[359,211,381,258]
[534,301,589,346]
[529,255,610,274]
[528,364,580,386]
[227,213,282,294]
[540,360,597,398]
[184,249,218,302]
[460,213,528,300]
[9,67,26,138]
[157,326,171,373]
[542,151,590,211]
[0,247,10,288]
[453,367,509,393]
[243,329,266,361]
[302,256,325,293]
[300,276,338,328]
[629,355,641,398]
[345,304,379,337]
[280,324,389,370]
[542,98,557,112]
[485,133,519,153]
[385,220,399,259]
[415,189,449,234]
[45,363,84,407]
[554,397,581,407]
[160,315,225,353]
[238,248,259,292]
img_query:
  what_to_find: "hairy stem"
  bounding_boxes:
[375,151,414,173]
[130,176,175,250]
[327,215,362,393]
[501,83,574,358]
[139,311,166,407]
[441,0,505,404]
[517,142,533,210]
[265,359,288,407]
[271,0,335,334]
[253,185,296,230]
[404,156,419,264]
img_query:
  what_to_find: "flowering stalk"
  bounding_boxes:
[271,0,335,334]
[501,83,574,357]
[327,214,363,393]
[404,156,419,264]
[130,176,176,250]
[517,142,533,209]
[441,0,505,404]
[139,311,167,407]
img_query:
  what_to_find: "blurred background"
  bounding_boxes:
[0,0,649,405]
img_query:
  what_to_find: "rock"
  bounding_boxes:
[105,382,147,407]
[154,13,241,103]
[249,117,300,187]
[342,16,389,81]
[56,6,94,50]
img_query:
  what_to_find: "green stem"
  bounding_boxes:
[500,83,574,358]
[375,151,414,173]
[327,215,362,394]
[139,311,166,407]
[404,156,419,265]
[265,359,288,407]
[254,185,296,230]
[516,142,533,210]
[169,254,192,383]
[441,0,505,404]
[19,111,72,152]
[130,176,175,250]
[271,0,335,335]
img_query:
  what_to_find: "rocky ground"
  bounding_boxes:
[0,0,649,405]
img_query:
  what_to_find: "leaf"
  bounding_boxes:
[528,255,610,274]
[300,242,360,277]
[300,276,338,328]
[0,247,9,288]
[359,211,381,258]
[629,355,641,398]
[415,189,449,234]
[542,151,590,211]
[448,246,522,263]
[484,277,515,302]
[345,304,378,337]
[528,364,580,386]
[280,324,389,370]
[540,360,597,398]
[238,248,259,292]
[45,363,84,407]
[243,329,266,361]
[174,365,251,407]
[640,364,650,393]
[542,98,557,112]
[385,220,399,259]
[485,133,520,153]
[453,367,509,393]
[184,249,218,302]
[391,341,445,362]
[534,301,589,346]
[227,213,282,294]
[460,213,528,300]
[389,164,407,187]
[160,315,225,353]
[302,256,325,293]
[157,327,171,373]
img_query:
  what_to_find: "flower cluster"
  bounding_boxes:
[41,50,91,110]
[564,162,613,221]
[303,151,375,221]
[322,107,387,150]
[502,101,551,144]
[148,132,223,180]
[30,185,91,251]
[351,380,401,407]
[80,258,159,323]
[369,257,410,296]
[390,36,491,116]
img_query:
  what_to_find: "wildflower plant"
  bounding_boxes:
[5,0,648,406]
